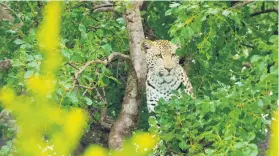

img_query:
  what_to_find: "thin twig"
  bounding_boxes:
[82,81,96,96]
[93,3,114,10]
[250,8,278,17]
[78,85,95,90]
[66,62,79,70]
[93,7,115,12]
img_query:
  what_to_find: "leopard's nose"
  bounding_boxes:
[164,67,172,72]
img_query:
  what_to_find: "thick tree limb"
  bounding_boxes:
[0,59,11,70]
[123,1,146,88]
[250,8,278,17]
[108,1,146,149]
[231,1,254,9]
[108,69,138,149]
[72,52,130,89]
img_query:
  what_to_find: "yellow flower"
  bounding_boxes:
[28,75,55,96]
[37,2,61,52]
[132,132,158,153]
[64,109,87,138]
[0,87,15,105]
[84,146,107,156]
[267,110,278,156]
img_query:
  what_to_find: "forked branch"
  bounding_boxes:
[72,52,130,89]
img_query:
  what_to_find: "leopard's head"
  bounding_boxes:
[142,40,181,74]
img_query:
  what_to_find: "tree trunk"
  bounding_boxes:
[108,1,146,149]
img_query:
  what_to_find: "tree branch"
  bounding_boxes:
[93,7,115,12]
[0,59,11,70]
[231,1,254,9]
[72,52,130,89]
[93,3,114,10]
[92,3,116,12]
[250,8,278,17]
[65,62,79,70]
[108,1,146,150]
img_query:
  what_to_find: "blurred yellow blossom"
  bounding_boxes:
[37,1,62,73]
[0,2,87,155]
[37,1,61,52]
[132,132,158,153]
[0,1,158,156]
[28,75,55,96]
[267,110,278,156]
[0,87,15,105]
[84,146,107,156]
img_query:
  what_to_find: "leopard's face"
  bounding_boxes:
[142,40,180,75]
[142,40,193,112]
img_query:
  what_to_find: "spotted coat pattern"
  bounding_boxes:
[142,40,193,112]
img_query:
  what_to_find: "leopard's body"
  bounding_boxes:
[142,40,193,112]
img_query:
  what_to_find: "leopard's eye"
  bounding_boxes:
[155,54,161,57]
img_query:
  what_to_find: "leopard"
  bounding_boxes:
[142,40,194,113]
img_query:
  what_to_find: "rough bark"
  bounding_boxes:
[0,59,11,70]
[108,69,138,149]
[0,4,14,22]
[0,3,23,27]
[123,1,146,89]
[108,1,146,149]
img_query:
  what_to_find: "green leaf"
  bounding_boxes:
[84,97,93,106]
[61,49,73,59]
[251,55,261,63]
[269,35,278,44]
[102,44,112,52]
[24,70,34,79]
[205,149,214,155]
[247,132,255,141]
[96,29,104,37]
[165,9,172,16]
[170,3,180,8]
[234,142,245,149]
[178,141,188,150]
[14,39,25,45]
[258,99,263,108]
[222,10,231,17]
[116,18,125,25]
[68,92,78,104]
[78,24,86,32]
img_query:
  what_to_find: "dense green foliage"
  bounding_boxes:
[147,1,278,155]
[0,1,278,155]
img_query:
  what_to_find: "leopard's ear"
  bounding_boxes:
[141,39,153,51]
[176,43,181,49]
[170,40,181,49]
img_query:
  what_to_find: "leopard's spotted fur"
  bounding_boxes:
[142,40,193,112]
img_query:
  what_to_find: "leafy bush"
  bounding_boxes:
[150,78,276,155]
[148,1,277,155]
